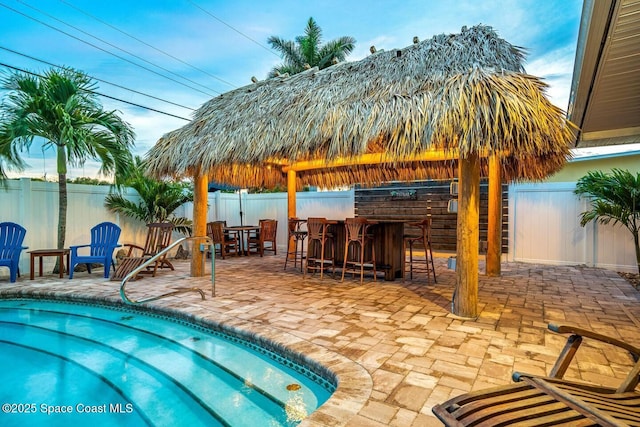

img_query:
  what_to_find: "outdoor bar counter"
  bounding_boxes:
[319,219,406,281]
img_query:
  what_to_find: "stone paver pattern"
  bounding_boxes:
[2,253,639,426]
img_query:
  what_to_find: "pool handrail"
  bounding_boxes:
[120,236,214,305]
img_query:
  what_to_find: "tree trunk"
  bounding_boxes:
[55,146,68,274]
[58,174,67,250]
[634,230,640,274]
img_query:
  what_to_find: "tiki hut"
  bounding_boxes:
[146,25,576,318]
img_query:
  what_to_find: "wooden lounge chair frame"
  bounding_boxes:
[111,222,174,281]
[432,323,640,426]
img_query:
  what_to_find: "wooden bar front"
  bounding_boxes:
[322,220,405,281]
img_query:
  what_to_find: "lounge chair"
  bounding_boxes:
[69,222,121,279]
[0,222,27,283]
[111,222,174,281]
[432,323,640,426]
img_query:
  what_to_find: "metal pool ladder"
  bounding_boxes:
[120,236,215,305]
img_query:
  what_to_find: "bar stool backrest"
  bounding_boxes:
[307,217,328,240]
[418,218,432,242]
[344,217,370,243]
[288,217,301,234]
[260,219,277,242]
[207,221,226,244]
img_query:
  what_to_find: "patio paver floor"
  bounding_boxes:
[1,254,639,426]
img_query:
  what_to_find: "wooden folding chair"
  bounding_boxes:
[111,222,174,281]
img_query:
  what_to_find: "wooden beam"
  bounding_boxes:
[281,151,460,172]
[454,154,479,318]
[191,170,208,277]
[486,154,502,277]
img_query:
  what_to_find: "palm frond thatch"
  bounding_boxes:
[145,25,576,188]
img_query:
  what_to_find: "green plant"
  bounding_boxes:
[105,156,193,235]
[267,17,355,77]
[69,177,112,185]
[0,67,135,250]
[575,168,640,273]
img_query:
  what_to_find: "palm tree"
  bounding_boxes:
[267,17,356,77]
[0,67,135,250]
[575,168,640,273]
[105,156,193,235]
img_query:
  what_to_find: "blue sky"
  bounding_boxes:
[0,0,584,180]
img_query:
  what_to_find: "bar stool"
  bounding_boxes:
[304,217,335,279]
[341,217,376,284]
[284,217,307,271]
[403,218,437,283]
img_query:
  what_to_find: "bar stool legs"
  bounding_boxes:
[304,218,335,279]
[403,219,437,284]
[284,218,307,271]
[284,233,306,270]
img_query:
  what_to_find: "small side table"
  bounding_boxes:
[28,249,70,280]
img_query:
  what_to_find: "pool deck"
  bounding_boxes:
[2,253,640,426]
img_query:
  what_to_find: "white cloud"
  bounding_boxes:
[526,45,577,109]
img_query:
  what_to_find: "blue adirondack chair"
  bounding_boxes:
[0,222,27,283]
[69,222,121,279]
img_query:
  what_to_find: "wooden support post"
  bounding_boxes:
[454,154,480,318]
[287,170,297,219]
[486,154,502,277]
[191,171,208,277]
[287,170,297,255]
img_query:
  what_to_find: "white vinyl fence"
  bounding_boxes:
[1,178,150,279]
[175,189,355,253]
[508,182,637,272]
[1,178,636,280]
[0,178,354,278]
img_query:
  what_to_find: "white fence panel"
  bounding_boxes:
[5,177,636,280]
[1,179,146,277]
[593,214,637,272]
[1,179,31,223]
[297,190,355,221]
[509,182,636,272]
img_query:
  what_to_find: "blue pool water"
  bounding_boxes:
[0,299,334,427]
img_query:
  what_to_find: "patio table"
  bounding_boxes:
[28,248,70,279]
[224,225,260,255]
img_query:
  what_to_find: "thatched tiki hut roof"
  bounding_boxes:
[147,25,574,186]
[146,25,576,318]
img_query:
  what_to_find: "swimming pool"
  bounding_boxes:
[0,298,335,426]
